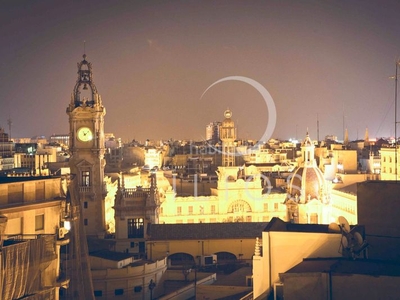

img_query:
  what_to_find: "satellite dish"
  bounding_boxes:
[341,235,348,248]
[338,216,350,233]
[328,222,341,233]
[337,222,369,259]
[353,232,363,246]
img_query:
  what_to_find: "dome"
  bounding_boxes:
[288,164,325,203]
[287,132,326,203]
[222,109,234,125]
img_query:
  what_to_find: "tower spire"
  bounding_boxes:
[71,52,99,108]
[364,127,370,147]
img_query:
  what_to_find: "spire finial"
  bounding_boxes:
[83,40,86,60]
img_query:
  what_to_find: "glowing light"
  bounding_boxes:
[104,176,118,234]
[64,221,71,231]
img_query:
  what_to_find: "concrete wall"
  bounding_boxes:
[357,180,400,261]
[0,177,61,205]
[91,258,167,300]
[149,238,256,264]
[253,231,342,299]
[281,272,400,300]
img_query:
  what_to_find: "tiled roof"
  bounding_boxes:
[148,222,268,240]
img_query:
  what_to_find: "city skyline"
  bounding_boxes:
[1,0,400,142]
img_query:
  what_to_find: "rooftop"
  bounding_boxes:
[90,249,135,261]
[148,222,268,240]
[264,217,364,234]
[283,257,400,277]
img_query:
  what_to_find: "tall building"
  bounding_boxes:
[0,127,14,171]
[205,121,221,144]
[66,54,107,237]
[49,133,70,147]
[220,109,236,167]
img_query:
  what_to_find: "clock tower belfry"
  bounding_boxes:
[66,54,107,237]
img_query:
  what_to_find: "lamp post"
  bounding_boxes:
[148,279,156,300]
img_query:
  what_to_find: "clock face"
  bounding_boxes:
[77,127,93,142]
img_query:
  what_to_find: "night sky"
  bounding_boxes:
[1,0,400,143]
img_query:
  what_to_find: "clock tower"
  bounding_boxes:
[220,109,236,167]
[66,54,107,237]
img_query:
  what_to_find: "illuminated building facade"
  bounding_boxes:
[160,164,287,224]
[144,147,163,169]
[379,146,400,180]
[113,172,160,256]
[158,128,357,227]
[0,177,70,299]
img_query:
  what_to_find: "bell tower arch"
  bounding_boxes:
[66,53,107,237]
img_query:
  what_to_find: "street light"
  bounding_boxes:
[148,279,156,300]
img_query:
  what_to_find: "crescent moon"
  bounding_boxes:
[201,76,277,149]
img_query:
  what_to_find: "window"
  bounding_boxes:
[177,206,182,215]
[130,242,135,248]
[310,213,318,224]
[274,203,278,211]
[263,203,268,212]
[139,242,145,253]
[114,289,124,296]
[211,205,216,214]
[134,286,142,293]
[188,206,193,215]
[35,215,44,231]
[82,171,90,186]
[127,218,144,238]
[94,290,102,297]
[84,219,88,226]
[84,201,88,209]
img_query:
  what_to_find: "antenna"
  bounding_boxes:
[7,117,12,140]
[336,216,369,259]
[317,113,319,143]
